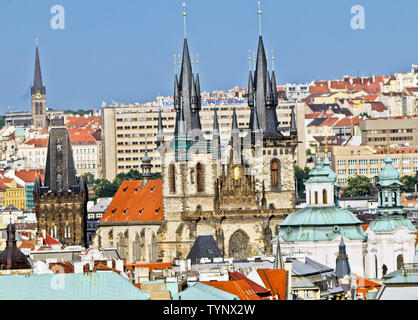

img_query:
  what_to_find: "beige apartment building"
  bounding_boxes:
[101,98,306,181]
[327,145,418,186]
[360,117,418,147]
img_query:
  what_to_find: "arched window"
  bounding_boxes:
[322,189,328,204]
[271,160,279,187]
[196,163,204,192]
[314,191,318,205]
[40,102,43,114]
[35,102,39,114]
[169,164,176,193]
[396,254,404,270]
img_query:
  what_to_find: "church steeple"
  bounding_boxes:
[156,106,164,147]
[32,43,46,95]
[335,237,351,279]
[31,40,47,129]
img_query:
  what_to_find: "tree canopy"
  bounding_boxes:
[343,175,377,197]
[400,171,418,193]
[294,165,311,198]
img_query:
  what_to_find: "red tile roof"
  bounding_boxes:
[370,102,388,112]
[65,116,101,129]
[40,234,62,246]
[355,275,382,299]
[68,128,97,145]
[0,182,10,190]
[100,180,164,223]
[229,272,270,296]
[25,138,48,148]
[126,262,172,272]
[257,269,287,300]
[364,95,378,102]
[321,117,339,126]
[202,280,261,300]
[15,170,44,183]
[333,117,360,127]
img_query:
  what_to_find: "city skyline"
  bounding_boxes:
[0,0,417,113]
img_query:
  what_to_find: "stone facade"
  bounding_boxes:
[34,127,88,246]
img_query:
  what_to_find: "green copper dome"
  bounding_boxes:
[306,158,335,184]
[278,206,367,242]
[378,154,401,186]
[322,154,337,183]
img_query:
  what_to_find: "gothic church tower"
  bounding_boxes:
[31,42,47,129]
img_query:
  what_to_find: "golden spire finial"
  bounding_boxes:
[325,135,328,154]
[182,2,187,39]
[271,49,275,71]
[248,50,252,71]
[35,38,39,47]
[257,1,262,36]
[386,130,390,153]
[252,51,256,71]
[173,54,177,75]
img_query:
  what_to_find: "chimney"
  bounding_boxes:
[284,261,293,300]
[74,261,84,273]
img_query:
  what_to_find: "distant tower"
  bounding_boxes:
[336,237,351,279]
[34,127,88,247]
[0,223,32,271]
[31,40,47,129]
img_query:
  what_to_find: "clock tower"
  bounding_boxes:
[31,41,47,129]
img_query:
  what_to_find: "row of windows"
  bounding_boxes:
[76,164,96,169]
[338,158,418,166]
[117,165,161,169]
[368,136,414,142]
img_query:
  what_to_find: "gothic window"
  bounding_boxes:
[169,164,176,193]
[396,254,404,270]
[271,159,280,188]
[314,191,318,205]
[117,232,128,260]
[35,103,39,114]
[40,102,43,114]
[150,232,158,262]
[132,233,141,263]
[196,163,204,192]
[323,189,328,205]
[228,229,249,260]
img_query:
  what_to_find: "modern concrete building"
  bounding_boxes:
[360,117,418,147]
[329,145,418,186]
[101,99,305,180]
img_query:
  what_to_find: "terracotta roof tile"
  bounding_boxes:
[101,180,163,223]
[333,117,360,127]
[202,280,261,300]
[25,138,48,148]
[257,269,287,300]
[15,170,44,183]
[126,262,172,271]
[229,272,270,295]
[68,128,97,145]
[370,102,388,112]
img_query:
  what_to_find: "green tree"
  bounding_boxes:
[400,171,418,193]
[0,116,5,129]
[294,165,311,198]
[343,175,377,197]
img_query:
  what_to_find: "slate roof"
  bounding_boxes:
[186,235,223,264]
[88,197,113,214]
[0,272,150,300]
[288,257,334,276]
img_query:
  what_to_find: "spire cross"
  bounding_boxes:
[182,2,187,39]
[257,0,262,36]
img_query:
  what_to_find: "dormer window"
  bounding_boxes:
[111,208,116,214]
[155,208,160,215]
[123,187,128,193]
[139,209,143,215]
[123,209,128,215]
[150,186,155,192]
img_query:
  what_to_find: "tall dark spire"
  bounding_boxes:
[190,74,201,130]
[271,70,278,107]
[44,127,78,193]
[31,44,46,95]
[195,72,201,110]
[248,71,255,130]
[335,237,351,279]
[174,74,181,135]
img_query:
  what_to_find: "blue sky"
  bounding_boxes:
[0,0,416,113]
